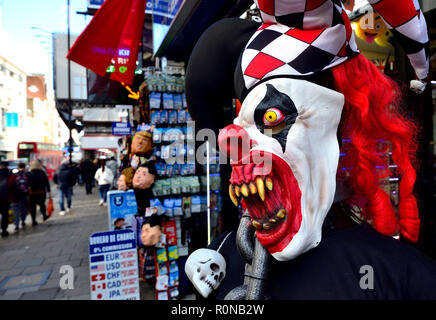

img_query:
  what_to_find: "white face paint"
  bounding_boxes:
[229,78,344,261]
[185,248,226,298]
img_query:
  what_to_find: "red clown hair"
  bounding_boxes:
[332,54,420,242]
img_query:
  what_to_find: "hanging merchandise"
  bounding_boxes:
[117,167,136,191]
[114,61,223,300]
[131,131,153,156]
[67,0,147,85]
[183,0,435,300]
[353,11,393,47]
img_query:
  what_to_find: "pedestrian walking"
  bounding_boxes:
[12,162,30,229]
[81,158,96,194]
[53,159,76,216]
[0,161,14,237]
[106,156,118,189]
[28,160,51,224]
[72,161,81,186]
[94,159,114,206]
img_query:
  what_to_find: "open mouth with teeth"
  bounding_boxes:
[229,151,302,254]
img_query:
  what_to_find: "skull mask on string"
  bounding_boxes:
[185,248,226,298]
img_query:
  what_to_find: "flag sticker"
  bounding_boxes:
[92,283,106,291]
[91,273,106,282]
[91,255,105,263]
[91,264,105,273]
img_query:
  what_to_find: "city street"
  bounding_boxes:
[0,183,154,300]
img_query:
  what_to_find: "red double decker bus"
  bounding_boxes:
[17,142,63,180]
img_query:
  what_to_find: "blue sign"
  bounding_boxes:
[6,113,18,128]
[89,229,136,255]
[107,190,137,231]
[152,0,184,53]
[88,0,105,9]
[88,229,140,300]
[112,122,131,136]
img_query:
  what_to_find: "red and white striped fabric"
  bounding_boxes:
[240,0,429,93]
[368,0,429,82]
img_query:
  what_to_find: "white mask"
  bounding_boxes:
[185,248,226,298]
[221,78,344,261]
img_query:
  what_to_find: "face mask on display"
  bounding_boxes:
[219,78,344,261]
[132,166,155,189]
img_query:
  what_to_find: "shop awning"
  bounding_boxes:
[80,135,122,150]
[154,0,252,62]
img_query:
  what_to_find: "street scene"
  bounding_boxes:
[0,182,159,300]
[0,0,436,305]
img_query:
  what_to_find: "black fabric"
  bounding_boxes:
[28,169,50,193]
[12,171,29,200]
[185,17,260,133]
[0,168,12,202]
[207,223,436,300]
[81,159,97,181]
[29,193,47,222]
[247,29,282,51]
[133,188,154,216]
[142,213,162,228]
[53,164,76,189]
[0,202,9,232]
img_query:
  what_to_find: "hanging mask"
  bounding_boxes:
[131,131,153,155]
[132,166,155,190]
[185,248,226,298]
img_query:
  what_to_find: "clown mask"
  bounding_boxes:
[219,78,344,261]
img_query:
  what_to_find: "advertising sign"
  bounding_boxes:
[89,229,140,300]
[152,0,184,53]
[112,122,132,136]
[88,0,105,9]
[107,190,138,231]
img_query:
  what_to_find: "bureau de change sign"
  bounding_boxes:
[89,229,140,300]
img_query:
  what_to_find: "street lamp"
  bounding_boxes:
[67,0,73,165]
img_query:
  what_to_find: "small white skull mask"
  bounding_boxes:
[185,248,226,298]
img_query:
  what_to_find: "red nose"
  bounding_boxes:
[218,124,255,162]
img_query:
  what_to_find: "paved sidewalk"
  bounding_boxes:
[0,183,111,300]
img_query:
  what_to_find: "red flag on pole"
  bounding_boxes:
[67,0,147,85]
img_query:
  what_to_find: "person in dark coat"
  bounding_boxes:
[80,158,96,195]
[53,160,76,216]
[28,160,51,224]
[12,162,30,229]
[0,161,14,237]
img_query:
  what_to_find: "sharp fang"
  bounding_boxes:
[265,176,273,191]
[276,209,286,219]
[256,177,265,201]
[249,182,257,195]
[229,185,238,207]
[263,223,272,230]
[252,220,262,230]
[269,218,277,224]
[240,184,249,197]
[234,185,240,197]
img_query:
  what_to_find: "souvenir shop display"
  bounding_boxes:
[131,130,153,156]
[184,0,436,300]
[117,167,136,191]
[127,65,224,300]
